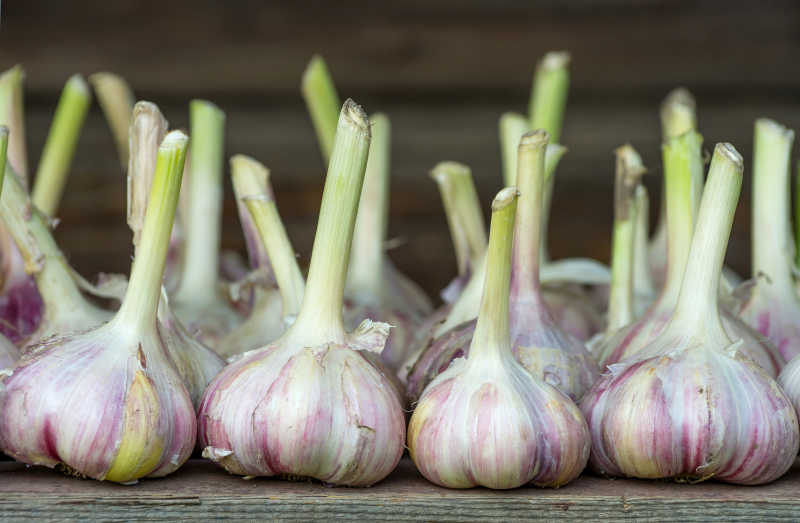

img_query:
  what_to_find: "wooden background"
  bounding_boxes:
[1,0,799,298]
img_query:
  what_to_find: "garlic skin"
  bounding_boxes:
[0,131,197,483]
[582,143,799,485]
[199,100,405,487]
[730,119,800,363]
[408,187,589,489]
[0,333,18,369]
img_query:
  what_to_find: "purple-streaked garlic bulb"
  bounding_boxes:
[594,131,782,376]
[0,131,196,483]
[171,100,242,348]
[198,101,405,487]
[406,131,599,403]
[582,143,799,485]
[216,155,304,357]
[730,119,800,363]
[430,161,487,304]
[408,187,589,489]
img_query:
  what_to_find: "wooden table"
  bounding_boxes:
[1,458,799,521]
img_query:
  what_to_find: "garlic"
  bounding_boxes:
[216,155,304,357]
[198,100,405,486]
[0,146,111,349]
[730,119,800,363]
[581,143,799,485]
[632,186,657,315]
[0,131,196,483]
[408,187,590,489]
[594,130,782,376]
[88,72,135,169]
[171,100,242,348]
[124,102,225,407]
[0,66,28,184]
[406,131,599,402]
[0,127,21,367]
[430,161,487,304]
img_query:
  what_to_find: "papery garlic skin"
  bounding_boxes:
[0,333,18,369]
[408,187,590,489]
[582,344,798,484]
[778,355,800,422]
[409,354,589,489]
[0,323,196,482]
[199,322,405,486]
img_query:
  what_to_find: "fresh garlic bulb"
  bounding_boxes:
[0,131,196,483]
[171,100,242,348]
[594,130,782,376]
[408,187,590,489]
[406,132,599,403]
[730,119,800,364]
[581,143,799,485]
[216,155,304,357]
[199,100,405,487]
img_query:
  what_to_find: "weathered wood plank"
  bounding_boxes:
[1,458,799,521]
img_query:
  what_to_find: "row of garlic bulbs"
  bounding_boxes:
[0,50,799,489]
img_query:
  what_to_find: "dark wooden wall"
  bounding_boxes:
[1,0,799,298]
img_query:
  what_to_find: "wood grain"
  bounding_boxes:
[1,458,799,521]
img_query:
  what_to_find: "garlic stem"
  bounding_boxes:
[31,75,91,217]
[632,186,655,300]
[752,119,795,291]
[660,130,704,305]
[469,187,518,360]
[540,144,568,264]
[608,145,646,331]
[116,131,187,330]
[347,114,391,302]
[231,156,272,271]
[651,88,698,275]
[0,126,8,186]
[301,55,341,162]
[511,130,548,295]
[0,66,28,187]
[795,160,800,271]
[670,143,742,337]
[127,102,169,247]
[233,155,304,317]
[499,112,531,186]
[174,100,225,305]
[89,72,135,169]
[288,100,371,346]
[430,161,487,277]
[0,164,94,323]
[528,51,570,144]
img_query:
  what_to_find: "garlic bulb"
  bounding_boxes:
[198,100,405,486]
[408,187,590,489]
[0,131,196,483]
[430,161,487,304]
[216,155,304,357]
[406,131,599,402]
[581,143,799,485]
[594,130,782,376]
[171,100,242,348]
[730,119,800,363]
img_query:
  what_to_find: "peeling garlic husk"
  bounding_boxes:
[406,132,599,403]
[582,143,799,485]
[0,131,196,483]
[409,187,589,489]
[199,100,405,487]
